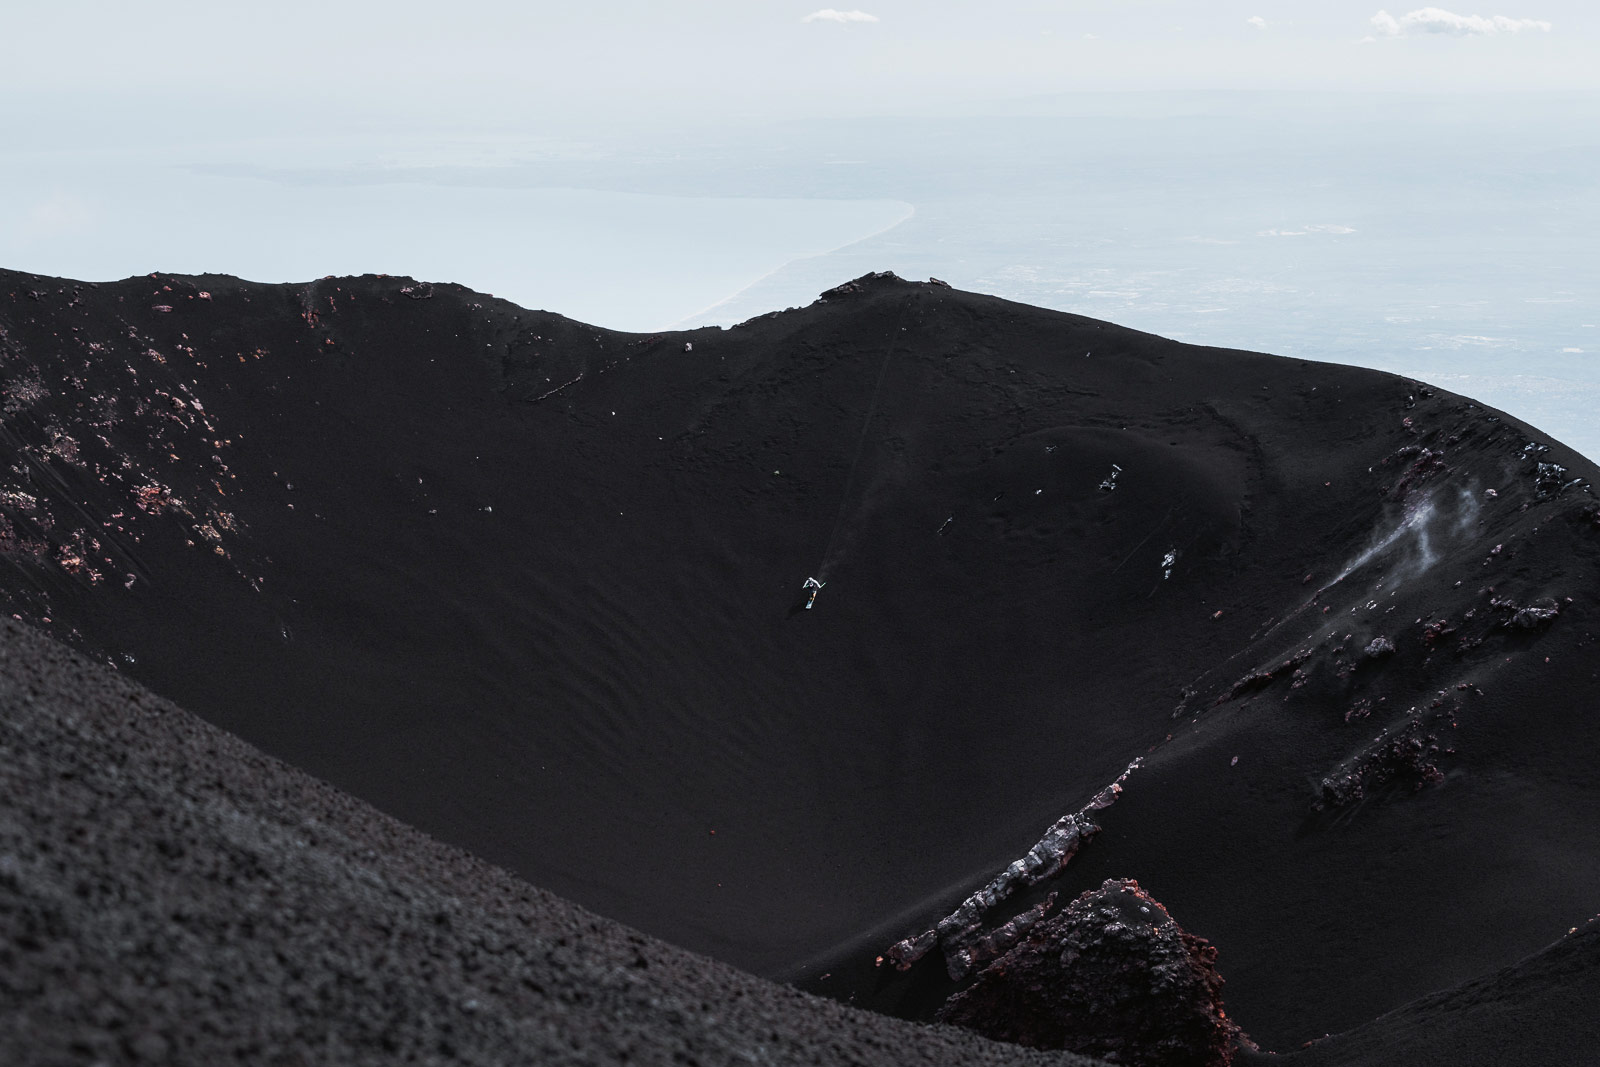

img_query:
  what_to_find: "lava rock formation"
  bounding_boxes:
[939,879,1241,1066]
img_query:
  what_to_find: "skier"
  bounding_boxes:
[802,577,825,609]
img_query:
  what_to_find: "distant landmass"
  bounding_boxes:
[2,268,1597,1063]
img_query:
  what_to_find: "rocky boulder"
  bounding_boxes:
[937,878,1241,1067]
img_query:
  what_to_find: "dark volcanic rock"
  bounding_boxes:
[1361,636,1395,659]
[938,879,1241,1066]
[1507,597,1561,629]
[1316,710,1450,809]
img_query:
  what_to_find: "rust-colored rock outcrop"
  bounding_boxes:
[938,879,1241,1067]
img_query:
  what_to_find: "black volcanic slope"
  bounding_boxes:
[1,268,1598,1052]
[0,615,1099,1066]
[1262,916,1600,1066]
[5,617,1597,1065]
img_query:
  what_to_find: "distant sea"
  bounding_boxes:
[3,92,1596,460]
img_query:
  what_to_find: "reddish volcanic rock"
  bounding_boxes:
[937,879,1241,1067]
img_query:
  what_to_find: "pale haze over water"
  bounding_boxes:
[3,3,1596,458]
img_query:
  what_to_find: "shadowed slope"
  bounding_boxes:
[1,269,1597,1048]
[1252,919,1600,1066]
[6,612,1599,1065]
[0,615,1102,1066]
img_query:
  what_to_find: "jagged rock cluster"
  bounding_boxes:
[882,759,1141,979]
[937,879,1242,1067]
[1317,708,1452,808]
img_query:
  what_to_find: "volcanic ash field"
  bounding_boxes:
[2,268,1598,1065]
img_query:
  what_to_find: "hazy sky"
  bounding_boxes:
[5,2,1594,124]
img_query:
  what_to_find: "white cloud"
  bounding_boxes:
[1246,16,1268,29]
[1258,224,1357,237]
[1370,7,1552,37]
[802,9,879,23]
